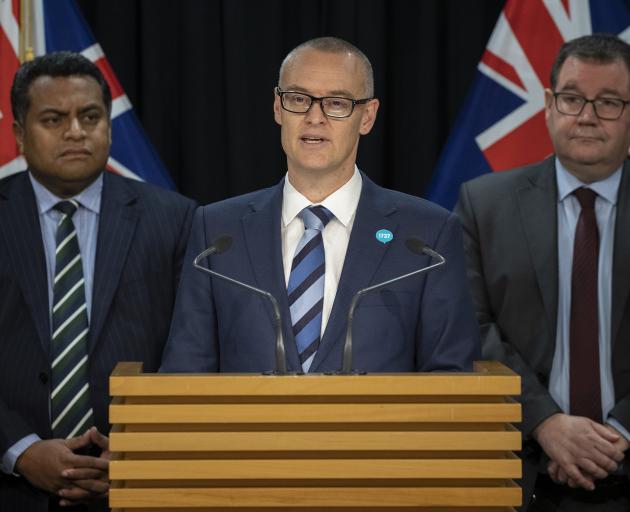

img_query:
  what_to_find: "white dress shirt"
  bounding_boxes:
[281,167,362,337]
[550,159,629,441]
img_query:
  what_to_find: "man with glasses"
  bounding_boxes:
[161,37,480,374]
[455,34,630,510]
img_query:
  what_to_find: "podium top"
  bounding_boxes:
[110,361,520,397]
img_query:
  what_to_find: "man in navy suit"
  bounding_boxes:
[161,37,479,374]
[0,52,195,511]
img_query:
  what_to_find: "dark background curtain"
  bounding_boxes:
[76,0,504,204]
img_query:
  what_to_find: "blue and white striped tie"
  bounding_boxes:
[288,205,333,373]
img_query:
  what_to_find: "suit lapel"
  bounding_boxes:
[516,159,558,345]
[0,173,50,353]
[310,176,398,372]
[89,173,139,354]
[241,181,301,370]
[611,161,630,347]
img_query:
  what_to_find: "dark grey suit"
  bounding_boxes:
[454,157,630,509]
[0,171,196,511]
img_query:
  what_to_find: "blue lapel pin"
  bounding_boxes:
[375,229,393,244]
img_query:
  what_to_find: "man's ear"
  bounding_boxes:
[273,89,283,126]
[544,88,554,122]
[13,121,25,153]
[359,98,379,135]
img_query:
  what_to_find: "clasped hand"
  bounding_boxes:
[534,413,628,491]
[15,426,110,506]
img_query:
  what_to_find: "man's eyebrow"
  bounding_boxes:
[36,107,68,116]
[282,85,355,97]
[558,82,626,97]
[77,103,106,114]
[35,103,105,116]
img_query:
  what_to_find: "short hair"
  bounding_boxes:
[279,36,374,98]
[550,33,630,90]
[11,51,112,125]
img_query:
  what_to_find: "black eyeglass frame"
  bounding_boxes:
[552,91,630,120]
[275,87,373,118]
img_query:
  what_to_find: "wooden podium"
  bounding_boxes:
[109,361,521,511]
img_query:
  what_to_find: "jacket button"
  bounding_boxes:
[39,372,48,384]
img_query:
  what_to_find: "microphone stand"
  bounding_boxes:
[341,241,446,374]
[193,240,288,375]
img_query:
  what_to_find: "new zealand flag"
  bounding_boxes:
[0,0,174,189]
[427,0,630,209]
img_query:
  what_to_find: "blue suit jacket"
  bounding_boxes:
[0,171,195,511]
[162,175,480,373]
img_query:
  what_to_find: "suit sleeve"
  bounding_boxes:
[416,211,481,372]
[609,390,630,434]
[0,400,37,458]
[160,207,220,372]
[455,183,561,437]
[173,199,197,291]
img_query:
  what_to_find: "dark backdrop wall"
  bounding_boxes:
[76,0,504,205]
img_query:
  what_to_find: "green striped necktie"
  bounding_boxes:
[50,200,93,439]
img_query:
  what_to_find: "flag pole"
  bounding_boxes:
[19,0,34,62]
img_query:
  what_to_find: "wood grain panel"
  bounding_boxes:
[110,430,521,452]
[110,458,521,480]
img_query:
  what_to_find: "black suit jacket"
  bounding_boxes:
[0,171,196,511]
[455,157,630,509]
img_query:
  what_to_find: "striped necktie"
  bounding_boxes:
[288,205,333,373]
[50,200,93,439]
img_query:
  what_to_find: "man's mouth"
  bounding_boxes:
[300,136,326,144]
[571,132,603,141]
[60,149,91,157]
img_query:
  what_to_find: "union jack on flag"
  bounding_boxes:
[427,0,630,209]
[0,0,174,188]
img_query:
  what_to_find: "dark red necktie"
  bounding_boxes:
[569,187,602,423]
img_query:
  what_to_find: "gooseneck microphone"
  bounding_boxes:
[341,237,446,374]
[193,235,288,375]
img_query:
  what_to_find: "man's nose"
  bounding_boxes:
[578,100,599,123]
[305,100,326,123]
[64,117,86,139]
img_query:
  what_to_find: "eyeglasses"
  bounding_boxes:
[553,92,630,120]
[276,87,373,118]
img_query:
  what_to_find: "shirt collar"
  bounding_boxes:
[282,166,363,227]
[555,158,622,206]
[29,172,104,215]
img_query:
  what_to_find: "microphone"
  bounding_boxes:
[193,235,288,375]
[341,237,446,374]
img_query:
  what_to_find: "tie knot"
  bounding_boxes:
[573,188,597,209]
[300,205,333,231]
[54,200,79,218]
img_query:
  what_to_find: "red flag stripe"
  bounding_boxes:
[94,57,124,99]
[81,44,125,100]
[504,0,564,89]
[480,49,526,91]
[0,6,20,167]
[483,110,553,171]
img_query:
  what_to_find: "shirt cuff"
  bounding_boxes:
[607,418,630,443]
[1,434,41,475]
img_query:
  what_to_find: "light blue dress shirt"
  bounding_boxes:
[0,173,102,474]
[550,159,629,442]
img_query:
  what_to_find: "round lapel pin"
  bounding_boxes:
[375,229,393,244]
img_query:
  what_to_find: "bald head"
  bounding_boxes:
[279,37,374,98]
